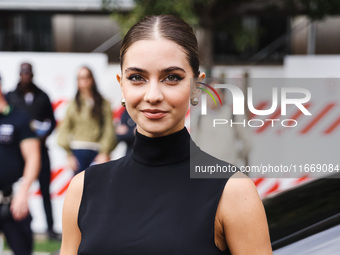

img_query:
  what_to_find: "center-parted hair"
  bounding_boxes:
[120,15,200,78]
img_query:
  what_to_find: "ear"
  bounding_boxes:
[198,72,206,81]
[190,72,206,101]
[116,74,124,99]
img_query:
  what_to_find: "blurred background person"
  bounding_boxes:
[193,81,251,167]
[6,63,58,240]
[57,66,117,174]
[0,73,41,255]
[115,106,136,155]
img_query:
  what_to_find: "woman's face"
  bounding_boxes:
[77,68,93,92]
[118,38,201,137]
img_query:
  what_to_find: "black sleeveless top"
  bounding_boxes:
[78,128,233,254]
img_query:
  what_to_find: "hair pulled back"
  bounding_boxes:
[120,15,200,78]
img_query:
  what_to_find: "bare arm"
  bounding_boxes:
[60,171,84,255]
[11,138,41,221]
[215,172,272,254]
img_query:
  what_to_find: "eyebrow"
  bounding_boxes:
[162,66,186,73]
[124,67,147,73]
[124,66,186,74]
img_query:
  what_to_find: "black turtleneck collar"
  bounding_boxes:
[132,127,191,166]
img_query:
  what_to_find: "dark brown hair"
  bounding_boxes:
[120,15,200,77]
[75,66,104,124]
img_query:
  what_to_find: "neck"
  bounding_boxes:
[136,125,185,138]
[132,127,191,166]
[80,89,92,99]
[18,82,34,94]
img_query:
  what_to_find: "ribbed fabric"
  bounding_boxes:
[78,128,232,255]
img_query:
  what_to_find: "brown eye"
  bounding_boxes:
[167,75,177,81]
[127,75,146,82]
[163,75,183,83]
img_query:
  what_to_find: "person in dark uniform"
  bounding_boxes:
[0,74,41,255]
[60,15,272,255]
[6,63,58,240]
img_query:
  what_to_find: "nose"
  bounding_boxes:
[144,79,164,104]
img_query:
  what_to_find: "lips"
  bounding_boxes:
[141,109,168,119]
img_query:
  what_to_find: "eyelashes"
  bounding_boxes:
[163,74,184,83]
[127,74,145,82]
[126,74,184,84]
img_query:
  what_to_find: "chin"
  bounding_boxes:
[140,123,185,137]
[138,123,171,137]
[141,128,169,137]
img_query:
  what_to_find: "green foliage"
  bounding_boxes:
[102,0,340,64]
[104,0,340,38]
[4,237,61,253]
[104,0,207,35]
[296,0,340,20]
[217,18,260,54]
[232,27,258,53]
[34,239,61,252]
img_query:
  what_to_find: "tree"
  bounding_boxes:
[103,0,340,74]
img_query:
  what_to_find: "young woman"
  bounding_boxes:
[57,66,116,174]
[60,15,272,254]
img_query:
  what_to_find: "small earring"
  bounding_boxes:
[121,98,126,107]
[191,97,199,106]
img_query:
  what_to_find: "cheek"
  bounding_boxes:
[122,85,142,107]
[166,86,190,109]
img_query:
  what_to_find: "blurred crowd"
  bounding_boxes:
[0,63,136,255]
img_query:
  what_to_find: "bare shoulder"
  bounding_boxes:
[60,171,84,255]
[216,172,272,254]
[224,171,259,204]
[64,171,85,214]
[68,171,85,194]
[217,172,263,229]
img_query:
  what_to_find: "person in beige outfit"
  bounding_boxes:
[58,66,117,174]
